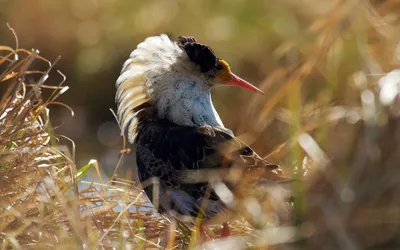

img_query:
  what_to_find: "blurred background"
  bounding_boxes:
[0,0,329,177]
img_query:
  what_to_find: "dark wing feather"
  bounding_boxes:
[135,108,284,220]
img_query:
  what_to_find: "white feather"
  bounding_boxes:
[116,34,225,141]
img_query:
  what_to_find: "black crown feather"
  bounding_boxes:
[177,36,217,72]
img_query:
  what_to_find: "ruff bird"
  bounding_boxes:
[115,35,289,236]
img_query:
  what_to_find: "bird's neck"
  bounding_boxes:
[154,83,224,128]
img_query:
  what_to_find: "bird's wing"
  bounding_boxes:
[136,121,288,220]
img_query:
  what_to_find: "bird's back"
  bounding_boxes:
[133,102,288,224]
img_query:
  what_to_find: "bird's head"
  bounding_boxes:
[116,34,263,142]
[175,36,264,94]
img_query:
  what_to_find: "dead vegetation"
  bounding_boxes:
[0,32,169,249]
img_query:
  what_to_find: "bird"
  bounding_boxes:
[115,34,289,238]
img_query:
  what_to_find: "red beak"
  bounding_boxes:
[226,73,264,95]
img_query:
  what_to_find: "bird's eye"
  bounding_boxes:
[215,63,223,71]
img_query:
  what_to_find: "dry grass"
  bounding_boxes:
[0,31,170,249]
[2,0,400,249]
